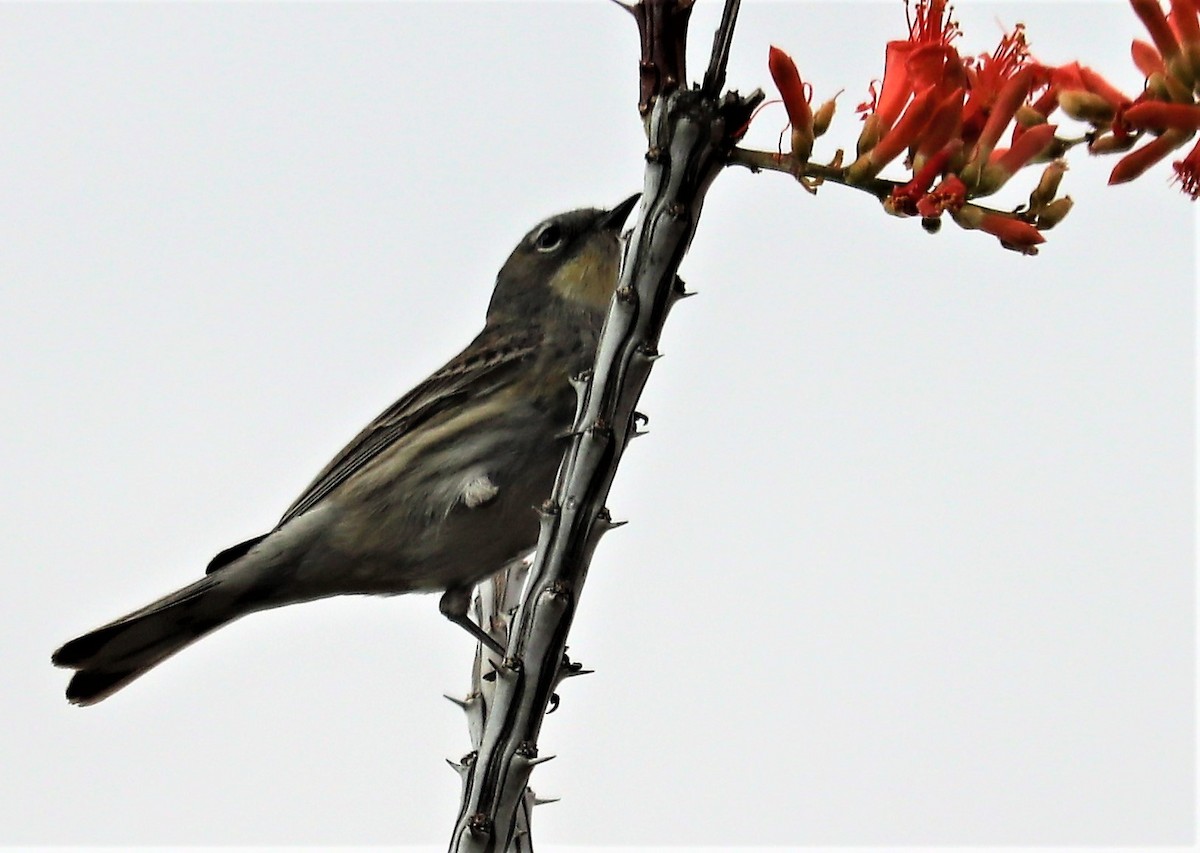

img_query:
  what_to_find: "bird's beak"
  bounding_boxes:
[599,193,641,232]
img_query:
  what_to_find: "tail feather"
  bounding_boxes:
[53,573,245,706]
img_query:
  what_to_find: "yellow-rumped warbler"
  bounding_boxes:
[53,195,639,705]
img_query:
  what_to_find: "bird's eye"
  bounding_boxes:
[534,224,564,253]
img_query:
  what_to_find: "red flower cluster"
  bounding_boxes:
[1081,0,1200,197]
[765,0,1200,254]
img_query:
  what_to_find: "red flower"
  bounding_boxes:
[1126,0,1200,86]
[915,88,967,159]
[1109,128,1192,183]
[888,141,962,214]
[1123,100,1200,130]
[1132,0,1182,65]
[974,123,1057,194]
[848,84,940,182]
[863,0,962,126]
[952,203,1045,253]
[961,23,1036,145]
[1172,137,1200,197]
[980,213,1045,254]
[769,46,816,162]
[915,173,968,217]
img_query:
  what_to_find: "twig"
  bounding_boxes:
[729,142,1087,224]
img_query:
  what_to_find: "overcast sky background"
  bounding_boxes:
[0,1,1194,849]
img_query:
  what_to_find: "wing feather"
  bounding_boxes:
[276,325,539,526]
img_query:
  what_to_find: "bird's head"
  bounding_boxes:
[487,194,640,324]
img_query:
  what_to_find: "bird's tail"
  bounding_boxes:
[52,571,255,706]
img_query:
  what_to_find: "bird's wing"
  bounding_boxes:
[278,324,539,527]
[203,325,539,576]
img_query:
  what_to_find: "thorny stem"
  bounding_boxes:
[447,2,755,851]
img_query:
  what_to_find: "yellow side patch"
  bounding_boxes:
[548,242,620,310]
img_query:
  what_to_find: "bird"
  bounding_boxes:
[52,194,640,706]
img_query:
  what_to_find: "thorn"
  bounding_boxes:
[533,796,561,807]
[446,754,473,777]
[443,694,468,710]
[547,692,561,714]
[672,275,697,299]
[633,411,649,428]
[487,654,518,677]
[570,369,593,389]
[597,507,628,530]
[522,754,556,768]
[557,652,593,680]
[635,344,662,361]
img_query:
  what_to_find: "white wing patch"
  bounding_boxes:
[461,474,499,508]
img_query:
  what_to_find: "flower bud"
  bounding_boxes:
[1015,105,1049,128]
[812,96,838,138]
[1029,160,1067,210]
[856,113,886,159]
[1089,132,1136,154]
[1057,90,1116,124]
[1035,196,1074,230]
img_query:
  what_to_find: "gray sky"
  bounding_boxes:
[1,1,1193,848]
